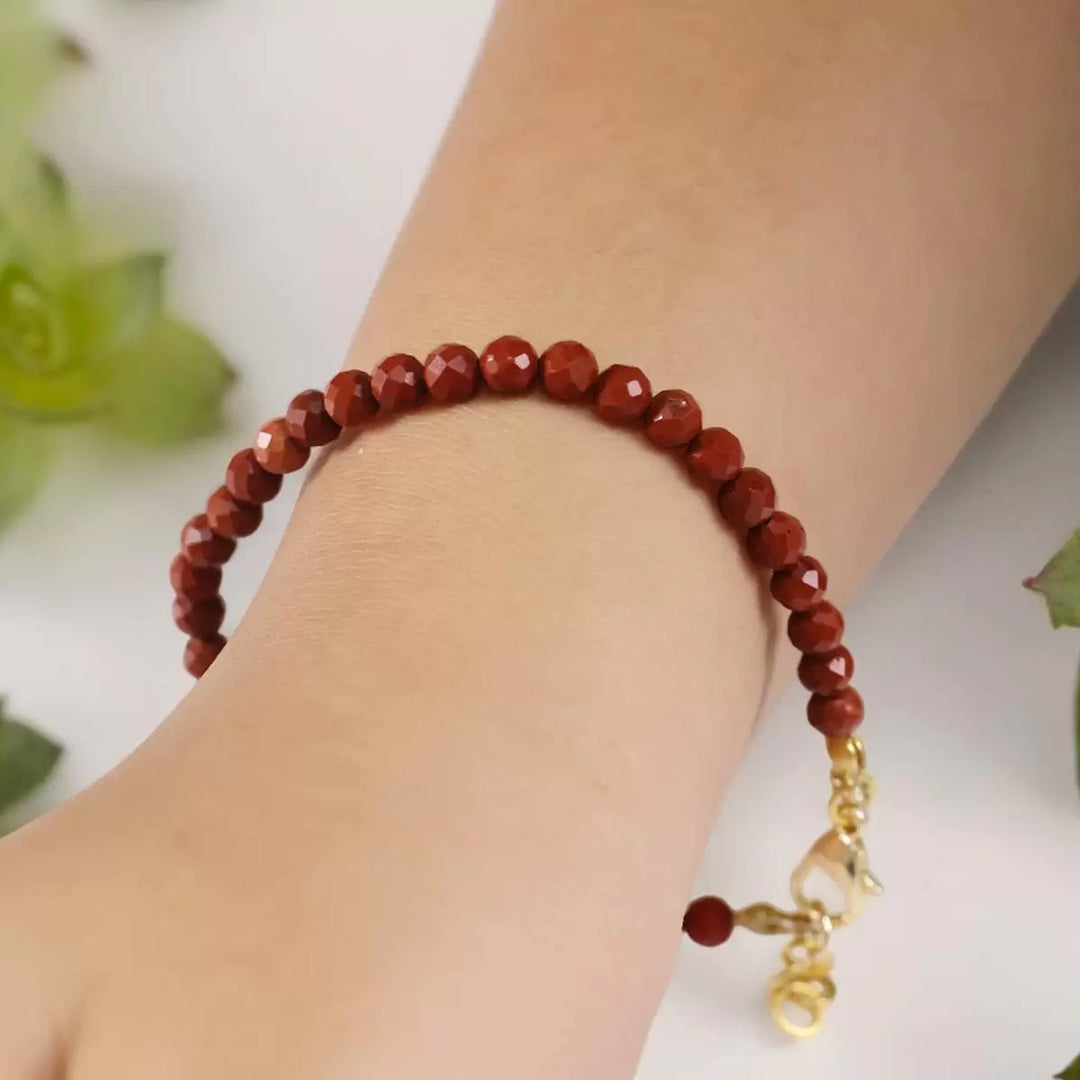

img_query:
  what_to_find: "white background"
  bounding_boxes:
[2,2,1078,1077]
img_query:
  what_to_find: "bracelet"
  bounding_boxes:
[169,335,880,1039]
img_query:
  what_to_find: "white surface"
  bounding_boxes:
[2,2,1078,1076]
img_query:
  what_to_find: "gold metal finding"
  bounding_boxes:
[735,735,880,1039]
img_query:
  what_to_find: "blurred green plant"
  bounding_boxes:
[1057,1053,1080,1080]
[0,698,61,833]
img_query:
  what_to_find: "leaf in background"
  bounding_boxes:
[1024,529,1080,629]
[1056,1052,1080,1080]
[0,0,62,119]
[103,318,234,445]
[0,700,62,818]
[0,410,52,530]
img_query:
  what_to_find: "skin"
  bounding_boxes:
[1,1,1078,1076]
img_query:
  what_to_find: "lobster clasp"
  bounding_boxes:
[790,829,882,927]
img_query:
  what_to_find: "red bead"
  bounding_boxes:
[254,418,310,474]
[325,369,378,427]
[285,389,342,447]
[808,687,864,738]
[788,602,845,654]
[771,556,828,612]
[541,340,599,401]
[682,896,735,947]
[180,514,236,568]
[424,343,480,403]
[225,449,283,504]
[372,353,426,412]
[686,427,744,485]
[479,335,539,394]
[172,593,226,638]
[798,646,855,694]
[746,510,806,570]
[169,554,222,602]
[719,468,775,528]
[184,634,226,679]
[206,486,263,539]
[645,389,703,449]
[594,364,652,423]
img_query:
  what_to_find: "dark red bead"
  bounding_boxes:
[172,593,226,638]
[325,369,378,427]
[254,418,310,474]
[285,389,342,447]
[788,602,845,654]
[479,335,539,394]
[206,486,263,539]
[645,389,702,449]
[594,364,652,423]
[746,510,806,570]
[372,353,426,412]
[184,634,226,679]
[808,687,864,738]
[771,556,827,612]
[686,427,744,485]
[719,468,775,528]
[682,896,735,946]
[424,343,480,403]
[798,646,855,695]
[180,514,236,568]
[169,554,222,602]
[225,449,283,505]
[541,340,599,401]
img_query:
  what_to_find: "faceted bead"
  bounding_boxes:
[206,486,263,539]
[479,335,539,394]
[180,514,236,568]
[325,369,378,427]
[788,601,845,654]
[169,554,222,602]
[686,427,744,485]
[770,555,827,612]
[254,418,310,474]
[645,389,703,449]
[285,389,342,447]
[798,646,855,695]
[808,687,864,738]
[541,340,599,401]
[594,364,652,423]
[424,343,480,403]
[184,633,226,679]
[225,449,283,505]
[372,353,426,411]
[172,593,226,638]
[719,468,775,528]
[746,510,806,570]
[682,896,735,946]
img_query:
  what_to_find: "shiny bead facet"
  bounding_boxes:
[541,340,599,401]
[808,687,864,738]
[719,468,775,528]
[480,335,539,394]
[325,369,378,427]
[254,418,310,474]
[686,427,744,485]
[424,343,480,403]
[645,389,702,449]
[746,510,806,570]
[225,449,283,505]
[180,514,236,568]
[594,364,652,423]
[169,555,222,602]
[770,556,827,612]
[788,602,845,654]
[173,593,226,638]
[206,486,263,539]
[285,389,341,447]
[682,896,735,946]
[372,353,426,412]
[798,646,855,695]
[184,634,226,679]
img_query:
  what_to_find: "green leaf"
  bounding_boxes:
[1055,1051,1080,1079]
[1025,529,1080,629]
[0,701,62,817]
[0,410,52,529]
[0,0,63,118]
[102,318,234,445]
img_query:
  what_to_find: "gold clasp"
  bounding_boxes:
[790,828,883,927]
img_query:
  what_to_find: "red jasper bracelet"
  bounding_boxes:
[169,335,880,1039]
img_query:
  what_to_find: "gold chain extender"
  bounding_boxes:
[733,735,881,1038]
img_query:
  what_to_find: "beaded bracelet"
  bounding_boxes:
[169,335,880,1039]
